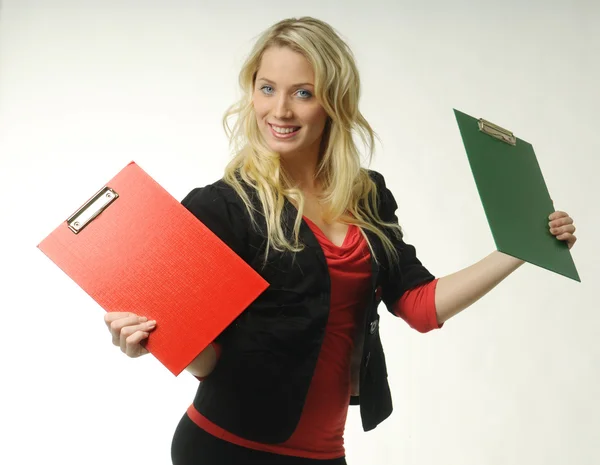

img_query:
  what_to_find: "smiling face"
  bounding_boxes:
[252,46,329,162]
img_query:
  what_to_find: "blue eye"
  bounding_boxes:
[296,89,312,99]
[260,85,274,95]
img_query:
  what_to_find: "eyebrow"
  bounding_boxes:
[256,77,314,87]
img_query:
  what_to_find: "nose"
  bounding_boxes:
[273,94,293,119]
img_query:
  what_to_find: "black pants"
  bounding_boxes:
[171,412,348,465]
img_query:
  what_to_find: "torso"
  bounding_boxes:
[187,207,372,459]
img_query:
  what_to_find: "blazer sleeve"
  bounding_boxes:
[179,182,250,361]
[180,183,249,261]
[370,170,436,312]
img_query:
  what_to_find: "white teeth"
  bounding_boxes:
[271,125,298,134]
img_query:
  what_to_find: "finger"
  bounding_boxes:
[106,313,146,341]
[125,331,150,358]
[549,211,568,221]
[549,217,574,228]
[110,315,143,345]
[557,233,577,249]
[556,233,576,246]
[112,316,147,346]
[120,321,156,352]
[104,312,138,327]
[551,224,576,236]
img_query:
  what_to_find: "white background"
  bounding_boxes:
[1,1,598,464]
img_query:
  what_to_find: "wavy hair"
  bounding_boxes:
[222,17,402,263]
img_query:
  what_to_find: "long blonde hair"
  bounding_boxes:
[222,17,402,263]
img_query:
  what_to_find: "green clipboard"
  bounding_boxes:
[454,109,580,282]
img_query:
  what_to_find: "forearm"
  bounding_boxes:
[185,344,218,378]
[435,250,525,324]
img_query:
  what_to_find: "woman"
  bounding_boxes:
[104,17,578,465]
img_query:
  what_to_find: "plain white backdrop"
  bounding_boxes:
[1,1,598,464]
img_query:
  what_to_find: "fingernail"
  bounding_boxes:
[139,317,148,323]
[148,320,156,326]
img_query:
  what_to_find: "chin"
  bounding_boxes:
[271,147,298,160]
[263,135,302,155]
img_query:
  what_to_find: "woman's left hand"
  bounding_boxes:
[549,211,577,249]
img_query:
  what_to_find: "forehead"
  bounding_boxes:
[256,46,314,84]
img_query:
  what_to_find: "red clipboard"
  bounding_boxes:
[37,161,269,376]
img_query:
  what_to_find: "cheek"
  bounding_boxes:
[252,94,269,123]
[306,107,328,132]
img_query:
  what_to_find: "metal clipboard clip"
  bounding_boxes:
[478,118,517,146]
[67,186,119,234]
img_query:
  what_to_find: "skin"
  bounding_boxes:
[252,46,350,247]
[253,46,329,178]
[104,46,578,376]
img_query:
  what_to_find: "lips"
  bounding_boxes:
[268,123,301,139]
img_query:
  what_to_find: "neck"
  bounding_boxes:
[279,139,323,193]
[281,161,317,191]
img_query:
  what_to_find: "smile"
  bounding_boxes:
[269,124,301,139]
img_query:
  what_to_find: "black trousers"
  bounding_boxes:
[171,412,348,465]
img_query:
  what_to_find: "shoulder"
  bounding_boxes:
[364,169,393,197]
[181,179,250,257]
[182,179,244,210]
[364,169,398,218]
[365,168,385,186]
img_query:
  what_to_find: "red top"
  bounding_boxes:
[188,220,441,459]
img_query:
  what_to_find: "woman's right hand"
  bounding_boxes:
[104,312,157,358]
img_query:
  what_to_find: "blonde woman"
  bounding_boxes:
[105,17,578,465]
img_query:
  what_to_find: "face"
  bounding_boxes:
[253,46,328,160]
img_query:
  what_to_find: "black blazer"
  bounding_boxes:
[180,170,435,444]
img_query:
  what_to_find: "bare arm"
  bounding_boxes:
[185,344,219,378]
[434,251,525,324]
[434,211,577,324]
